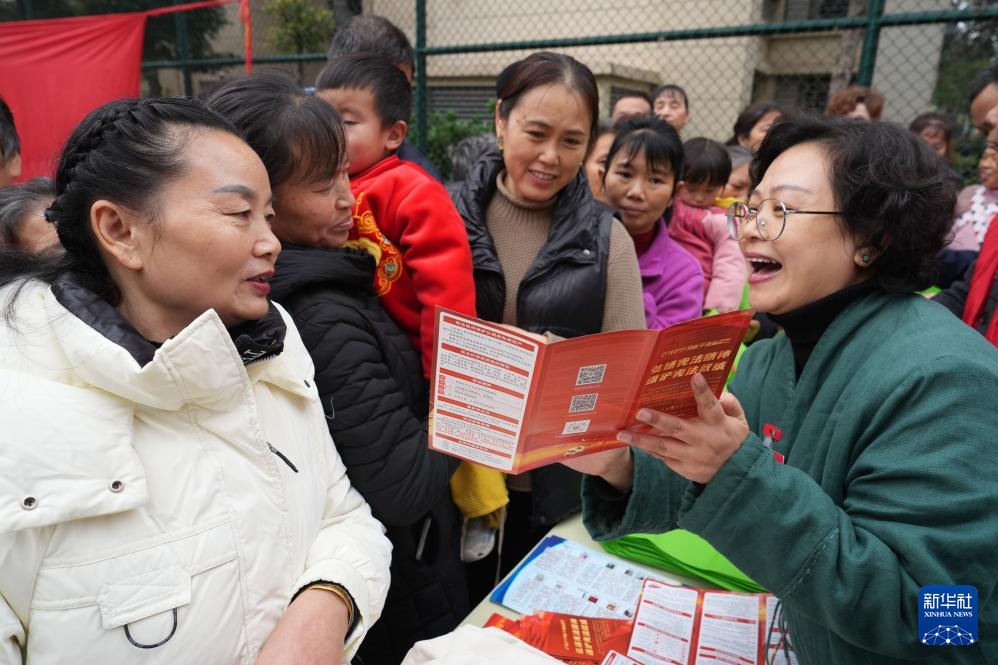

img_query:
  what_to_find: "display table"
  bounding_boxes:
[462,513,720,627]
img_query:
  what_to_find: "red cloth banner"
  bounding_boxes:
[0,12,147,180]
[0,0,243,181]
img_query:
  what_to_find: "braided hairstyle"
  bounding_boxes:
[0,97,239,309]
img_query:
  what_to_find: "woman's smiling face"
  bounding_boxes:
[496,83,591,203]
[740,142,866,314]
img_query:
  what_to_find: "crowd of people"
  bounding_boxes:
[1,12,998,665]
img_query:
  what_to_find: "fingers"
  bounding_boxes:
[718,392,746,420]
[691,373,726,424]
[618,430,688,465]
[634,407,683,437]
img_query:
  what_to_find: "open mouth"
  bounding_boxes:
[747,256,783,283]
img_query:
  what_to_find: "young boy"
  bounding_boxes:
[668,137,746,313]
[325,15,442,181]
[315,53,477,376]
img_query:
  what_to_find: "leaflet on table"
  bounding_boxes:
[484,611,633,663]
[601,652,642,665]
[428,308,754,473]
[490,535,682,620]
[626,579,798,665]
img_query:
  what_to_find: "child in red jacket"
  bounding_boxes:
[316,54,477,375]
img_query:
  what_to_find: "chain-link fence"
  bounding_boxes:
[396,0,998,182]
[1,0,995,181]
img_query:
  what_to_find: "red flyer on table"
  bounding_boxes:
[428,308,754,473]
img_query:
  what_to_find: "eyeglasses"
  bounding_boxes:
[725,199,841,241]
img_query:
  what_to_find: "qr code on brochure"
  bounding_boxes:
[576,363,607,386]
[562,419,591,435]
[569,393,598,413]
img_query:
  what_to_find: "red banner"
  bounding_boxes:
[0,0,244,182]
[0,12,147,180]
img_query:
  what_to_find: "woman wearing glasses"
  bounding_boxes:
[567,116,998,664]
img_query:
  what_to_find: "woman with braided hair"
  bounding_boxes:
[0,97,390,664]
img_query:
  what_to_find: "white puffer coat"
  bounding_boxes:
[0,279,392,664]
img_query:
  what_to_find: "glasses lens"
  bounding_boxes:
[753,199,787,240]
[726,202,747,239]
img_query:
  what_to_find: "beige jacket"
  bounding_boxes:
[0,281,391,664]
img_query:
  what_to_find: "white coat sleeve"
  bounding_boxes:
[287,434,392,659]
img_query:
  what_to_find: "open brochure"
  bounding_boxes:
[627,580,797,665]
[428,307,754,473]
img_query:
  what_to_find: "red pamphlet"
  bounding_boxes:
[429,308,754,473]
[485,611,634,663]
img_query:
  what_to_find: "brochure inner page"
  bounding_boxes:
[516,329,656,472]
[631,311,753,423]
[429,311,543,472]
[628,580,700,665]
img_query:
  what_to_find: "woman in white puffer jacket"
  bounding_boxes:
[0,97,391,665]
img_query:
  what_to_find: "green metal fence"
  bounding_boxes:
[3,1,996,180]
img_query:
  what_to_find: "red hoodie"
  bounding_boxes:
[347,154,477,375]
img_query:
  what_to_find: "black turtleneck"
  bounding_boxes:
[768,279,880,378]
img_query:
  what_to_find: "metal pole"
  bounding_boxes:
[173,0,194,97]
[856,0,885,86]
[415,0,428,152]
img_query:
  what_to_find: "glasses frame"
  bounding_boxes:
[726,198,841,241]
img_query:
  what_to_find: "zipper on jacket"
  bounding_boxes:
[267,442,299,473]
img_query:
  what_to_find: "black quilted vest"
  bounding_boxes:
[453,148,613,526]
[455,148,611,339]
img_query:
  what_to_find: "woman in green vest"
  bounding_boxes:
[569,115,998,664]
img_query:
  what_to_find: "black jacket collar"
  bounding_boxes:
[269,245,376,302]
[51,272,286,368]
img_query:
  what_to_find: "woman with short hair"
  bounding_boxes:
[570,116,998,664]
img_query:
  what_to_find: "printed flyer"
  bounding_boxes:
[626,580,798,665]
[429,308,754,473]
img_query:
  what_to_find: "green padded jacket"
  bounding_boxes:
[583,290,998,664]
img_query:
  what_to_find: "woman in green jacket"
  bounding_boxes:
[569,116,998,664]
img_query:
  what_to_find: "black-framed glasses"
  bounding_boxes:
[726,199,841,241]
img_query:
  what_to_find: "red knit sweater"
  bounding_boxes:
[347,154,477,376]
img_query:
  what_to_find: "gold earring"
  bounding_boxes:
[497,136,505,151]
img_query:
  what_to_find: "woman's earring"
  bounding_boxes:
[862,255,871,264]
[497,136,505,151]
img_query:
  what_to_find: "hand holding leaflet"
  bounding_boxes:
[428,308,754,473]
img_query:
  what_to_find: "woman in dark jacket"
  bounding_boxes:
[207,71,467,665]
[453,52,646,590]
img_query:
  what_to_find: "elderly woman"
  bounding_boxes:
[206,71,468,664]
[0,97,391,664]
[569,116,998,664]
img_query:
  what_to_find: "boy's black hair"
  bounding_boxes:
[605,114,684,187]
[968,61,998,106]
[682,137,731,187]
[326,15,414,73]
[0,97,20,165]
[315,54,412,127]
[652,84,689,111]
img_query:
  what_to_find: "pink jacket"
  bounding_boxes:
[668,199,747,312]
